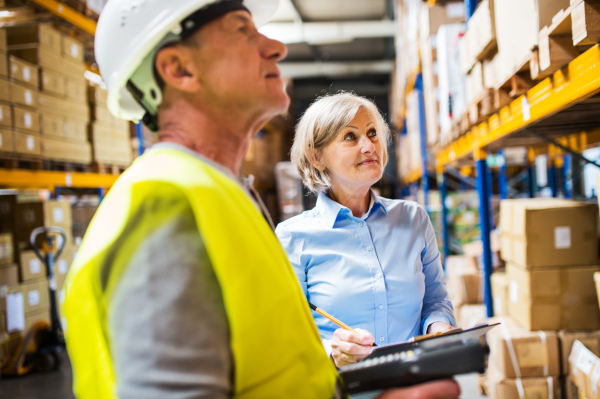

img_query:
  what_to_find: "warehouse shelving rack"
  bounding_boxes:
[0,1,143,196]
[433,43,600,318]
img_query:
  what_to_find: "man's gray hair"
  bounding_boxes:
[291,92,391,193]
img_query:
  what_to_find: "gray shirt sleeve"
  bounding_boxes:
[108,199,232,399]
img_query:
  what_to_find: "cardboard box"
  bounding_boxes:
[19,250,44,282]
[22,278,49,314]
[0,129,13,153]
[61,35,84,62]
[94,104,112,127]
[9,56,39,88]
[507,263,600,331]
[457,304,487,329]
[0,285,21,313]
[0,77,8,102]
[0,234,13,265]
[487,373,560,399]
[9,81,38,109]
[459,0,496,74]
[569,340,600,399]
[500,199,598,268]
[0,28,6,51]
[595,272,600,318]
[446,255,482,304]
[0,265,18,297]
[40,68,66,97]
[14,201,44,247]
[487,316,560,378]
[491,272,509,316]
[559,330,600,375]
[42,137,92,164]
[13,131,41,156]
[24,307,50,333]
[61,57,86,79]
[6,24,62,52]
[8,46,63,75]
[12,105,40,133]
[64,76,86,102]
[64,116,87,141]
[40,110,65,139]
[565,375,579,399]
[0,101,13,128]
[43,200,72,228]
[88,85,108,104]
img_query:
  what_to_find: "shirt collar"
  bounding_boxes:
[316,189,388,228]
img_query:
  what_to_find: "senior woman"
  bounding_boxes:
[275,92,456,369]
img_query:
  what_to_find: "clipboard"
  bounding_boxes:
[365,322,500,360]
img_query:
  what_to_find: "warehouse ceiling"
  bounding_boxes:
[260,0,396,105]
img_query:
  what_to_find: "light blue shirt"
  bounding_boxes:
[275,191,456,349]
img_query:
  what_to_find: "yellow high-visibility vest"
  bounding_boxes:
[63,147,339,399]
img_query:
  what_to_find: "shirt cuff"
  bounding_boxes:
[322,339,333,356]
[422,313,456,335]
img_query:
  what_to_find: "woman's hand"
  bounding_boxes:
[375,379,461,399]
[427,322,456,335]
[331,328,374,368]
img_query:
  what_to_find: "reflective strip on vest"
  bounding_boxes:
[63,148,339,399]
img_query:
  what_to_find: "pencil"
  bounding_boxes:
[308,302,375,346]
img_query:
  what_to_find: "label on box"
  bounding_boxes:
[25,90,33,105]
[554,226,571,249]
[71,44,79,58]
[24,112,32,128]
[446,2,465,18]
[23,66,30,82]
[522,96,531,122]
[0,284,7,296]
[6,291,25,332]
[516,342,548,368]
[53,207,64,223]
[577,349,597,375]
[29,258,41,275]
[493,295,502,315]
[26,135,34,150]
[28,289,40,306]
[58,259,68,275]
[523,386,547,399]
[509,280,519,303]
[0,134,3,149]
[591,364,600,393]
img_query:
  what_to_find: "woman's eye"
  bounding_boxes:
[368,129,377,137]
[344,133,356,141]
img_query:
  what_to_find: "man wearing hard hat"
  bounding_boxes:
[63,1,461,398]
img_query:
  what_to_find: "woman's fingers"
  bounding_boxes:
[374,379,461,399]
[331,328,375,367]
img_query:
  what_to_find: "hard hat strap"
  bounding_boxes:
[180,0,250,41]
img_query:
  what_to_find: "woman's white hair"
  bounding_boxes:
[291,92,391,193]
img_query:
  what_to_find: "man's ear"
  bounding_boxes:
[155,46,201,93]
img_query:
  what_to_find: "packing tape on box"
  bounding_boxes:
[500,319,525,399]
[539,331,548,377]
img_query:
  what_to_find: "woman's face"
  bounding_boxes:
[320,108,384,192]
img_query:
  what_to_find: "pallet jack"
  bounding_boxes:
[2,226,66,375]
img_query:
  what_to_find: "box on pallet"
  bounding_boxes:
[459,0,496,75]
[0,130,13,152]
[456,304,486,329]
[500,199,598,268]
[9,56,39,88]
[487,316,560,379]
[6,24,61,52]
[486,371,560,399]
[491,272,509,316]
[559,331,600,375]
[446,255,482,304]
[507,263,600,331]
[0,233,12,264]
[40,68,65,97]
[13,130,41,156]
[0,265,18,312]
[19,250,44,282]
[569,340,600,399]
[9,81,38,109]
[0,101,12,128]
[13,105,40,133]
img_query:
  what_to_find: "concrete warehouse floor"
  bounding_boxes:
[0,352,486,399]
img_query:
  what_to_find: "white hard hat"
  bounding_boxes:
[95,0,279,129]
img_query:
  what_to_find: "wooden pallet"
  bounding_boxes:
[0,152,43,170]
[91,162,126,175]
[530,0,600,80]
[43,159,92,173]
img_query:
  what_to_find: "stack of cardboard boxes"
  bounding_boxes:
[88,84,132,168]
[6,23,92,164]
[0,193,76,365]
[488,198,600,398]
